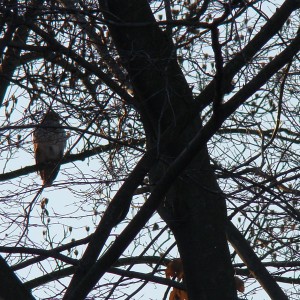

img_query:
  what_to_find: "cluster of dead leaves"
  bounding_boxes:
[165,258,244,300]
[165,259,188,300]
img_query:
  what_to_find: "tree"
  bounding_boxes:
[0,0,300,299]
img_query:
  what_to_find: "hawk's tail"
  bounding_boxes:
[39,161,61,187]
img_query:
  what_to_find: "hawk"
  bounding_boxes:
[33,111,67,186]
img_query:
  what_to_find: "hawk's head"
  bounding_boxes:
[42,111,61,123]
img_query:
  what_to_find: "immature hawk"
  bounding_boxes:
[33,111,67,186]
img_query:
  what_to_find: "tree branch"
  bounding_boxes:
[194,0,300,111]
[0,0,45,106]
[0,138,144,182]
[227,221,288,300]
[27,22,136,108]
[0,255,35,300]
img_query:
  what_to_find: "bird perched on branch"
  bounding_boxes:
[33,111,67,186]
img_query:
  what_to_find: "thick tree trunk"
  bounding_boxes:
[154,123,236,300]
[100,1,236,299]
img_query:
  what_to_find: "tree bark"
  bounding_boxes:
[100,1,236,299]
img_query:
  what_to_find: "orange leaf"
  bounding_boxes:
[169,290,176,300]
[169,288,188,300]
[165,258,184,280]
[234,276,245,293]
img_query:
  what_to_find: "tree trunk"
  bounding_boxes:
[100,1,236,299]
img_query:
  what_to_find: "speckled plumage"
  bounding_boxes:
[33,111,67,186]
